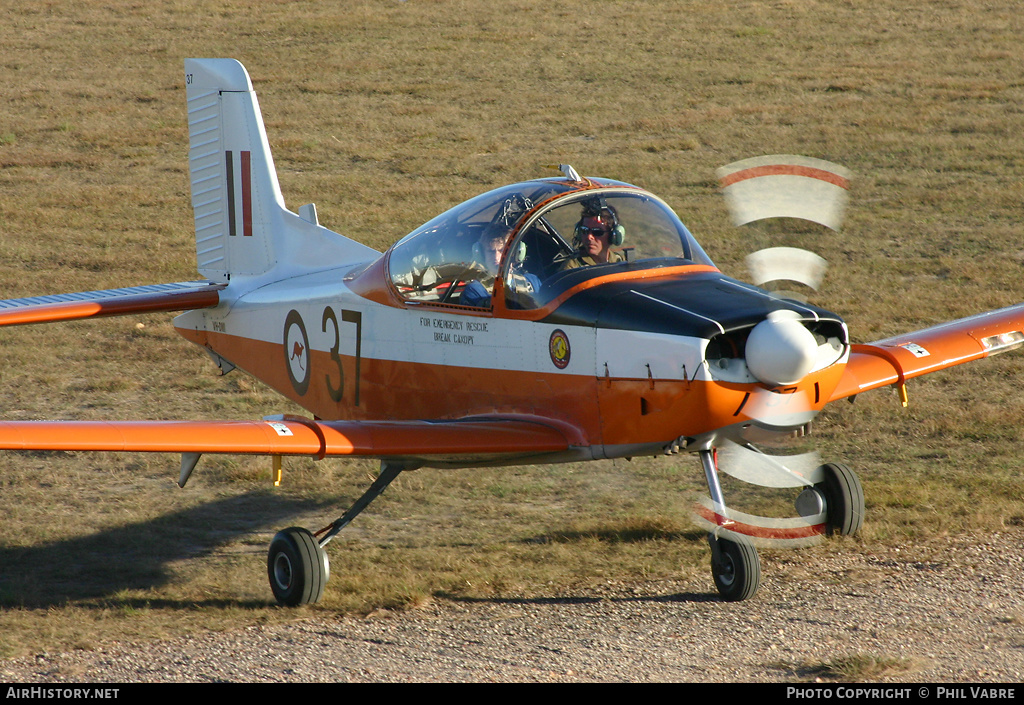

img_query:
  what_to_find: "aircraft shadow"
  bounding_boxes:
[0,491,331,609]
[1,498,720,608]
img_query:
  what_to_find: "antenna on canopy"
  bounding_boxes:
[544,163,583,182]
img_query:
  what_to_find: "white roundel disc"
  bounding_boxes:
[284,311,310,394]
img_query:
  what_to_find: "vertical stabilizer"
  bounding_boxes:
[183,59,380,282]
[185,59,284,281]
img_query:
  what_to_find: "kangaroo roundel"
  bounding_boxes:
[284,310,310,396]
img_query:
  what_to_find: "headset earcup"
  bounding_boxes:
[611,224,625,247]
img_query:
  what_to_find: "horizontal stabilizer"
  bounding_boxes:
[0,281,224,327]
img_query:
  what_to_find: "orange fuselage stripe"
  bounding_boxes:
[178,327,846,449]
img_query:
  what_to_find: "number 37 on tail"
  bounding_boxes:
[3,59,1022,604]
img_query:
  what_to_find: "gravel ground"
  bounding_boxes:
[3,531,1023,683]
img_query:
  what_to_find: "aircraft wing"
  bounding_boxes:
[0,282,574,469]
[0,281,224,327]
[0,416,576,475]
[829,302,1024,402]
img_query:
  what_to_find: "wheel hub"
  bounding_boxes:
[795,486,826,518]
[717,554,736,586]
[272,553,293,590]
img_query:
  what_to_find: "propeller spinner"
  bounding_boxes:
[745,309,820,386]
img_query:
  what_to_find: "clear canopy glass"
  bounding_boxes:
[386,179,714,309]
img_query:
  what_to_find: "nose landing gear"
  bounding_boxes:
[699,447,865,602]
[708,533,761,602]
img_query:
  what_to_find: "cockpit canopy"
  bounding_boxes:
[386,177,714,310]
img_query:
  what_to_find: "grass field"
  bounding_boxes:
[1,0,1023,660]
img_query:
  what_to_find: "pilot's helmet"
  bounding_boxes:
[574,204,625,247]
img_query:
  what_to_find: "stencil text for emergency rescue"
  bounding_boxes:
[421,316,488,345]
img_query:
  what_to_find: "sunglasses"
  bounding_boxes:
[578,226,610,238]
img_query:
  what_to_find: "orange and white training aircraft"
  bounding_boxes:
[3,58,1024,605]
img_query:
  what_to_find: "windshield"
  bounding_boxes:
[503,189,714,310]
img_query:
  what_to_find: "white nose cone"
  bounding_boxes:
[745,310,818,385]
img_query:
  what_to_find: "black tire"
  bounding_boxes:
[819,463,864,536]
[711,536,761,602]
[267,527,328,606]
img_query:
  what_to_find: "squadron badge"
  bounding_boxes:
[549,329,571,369]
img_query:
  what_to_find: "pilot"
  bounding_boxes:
[477,223,506,277]
[562,204,626,269]
[461,224,541,308]
[460,224,510,307]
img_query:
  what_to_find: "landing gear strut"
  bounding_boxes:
[266,460,415,606]
[697,447,865,602]
[698,447,763,601]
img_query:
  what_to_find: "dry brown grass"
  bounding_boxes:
[1,0,1023,660]
[793,652,921,681]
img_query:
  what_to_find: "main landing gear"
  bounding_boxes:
[699,448,865,602]
[268,527,329,606]
[819,462,865,536]
[266,460,414,606]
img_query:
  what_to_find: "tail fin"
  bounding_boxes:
[184,59,377,282]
